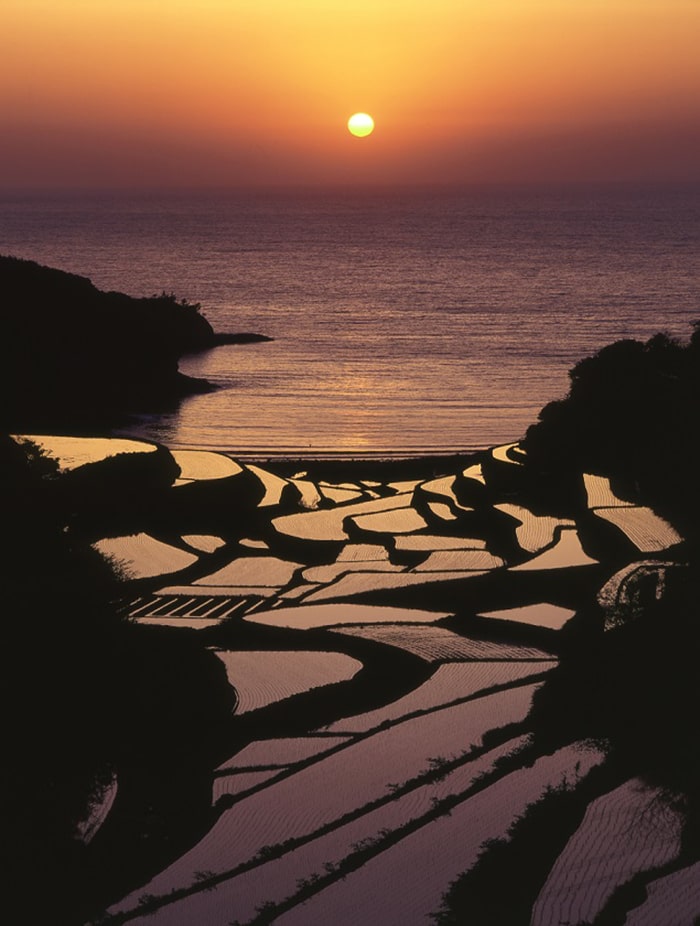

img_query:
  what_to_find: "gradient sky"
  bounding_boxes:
[2,0,699,189]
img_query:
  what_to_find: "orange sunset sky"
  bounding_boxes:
[2,0,699,189]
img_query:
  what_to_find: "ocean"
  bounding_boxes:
[2,185,698,456]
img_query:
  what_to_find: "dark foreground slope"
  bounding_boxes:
[0,255,268,431]
[0,435,237,926]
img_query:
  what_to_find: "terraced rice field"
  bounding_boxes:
[180,534,226,553]
[226,735,353,768]
[477,602,577,630]
[272,493,414,542]
[531,778,685,926]
[336,543,390,562]
[412,549,503,571]
[319,485,364,504]
[426,501,459,521]
[11,433,157,470]
[388,479,421,493]
[418,475,474,512]
[171,449,243,481]
[583,472,634,508]
[622,860,700,926]
[495,502,573,554]
[135,616,230,629]
[272,745,604,926]
[394,534,488,551]
[462,462,486,483]
[510,528,599,570]
[211,769,283,806]
[321,661,554,733]
[212,650,362,714]
[244,603,449,630]
[128,737,530,926]
[244,464,291,506]
[193,556,303,587]
[92,533,198,579]
[129,593,262,623]
[302,569,489,603]
[109,684,542,921]
[593,506,682,553]
[350,506,428,535]
[54,438,695,923]
[300,560,404,584]
[491,442,524,465]
[329,624,555,661]
[288,477,322,509]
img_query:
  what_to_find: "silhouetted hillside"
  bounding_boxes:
[523,325,700,544]
[0,255,268,430]
[0,434,235,925]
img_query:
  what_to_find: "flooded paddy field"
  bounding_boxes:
[8,433,695,925]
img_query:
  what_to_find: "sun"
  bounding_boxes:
[347,113,375,138]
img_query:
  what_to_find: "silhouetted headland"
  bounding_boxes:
[0,255,271,432]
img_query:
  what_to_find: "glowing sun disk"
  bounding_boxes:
[347,112,374,137]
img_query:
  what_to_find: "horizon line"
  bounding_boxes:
[2,178,700,199]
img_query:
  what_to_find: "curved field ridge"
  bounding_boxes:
[243,603,449,629]
[226,735,352,768]
[211,770,282,806]
[329,624,555,661]
[108,685,541,918]
[623,860,700,925]
[11,433,157,471]
[273,745,604,926]
[531,778,684,926]
[212,650,362,715]
[321,661,553,733]
[92,533,198,579]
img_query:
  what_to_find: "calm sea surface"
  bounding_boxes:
[2,186,699,456]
